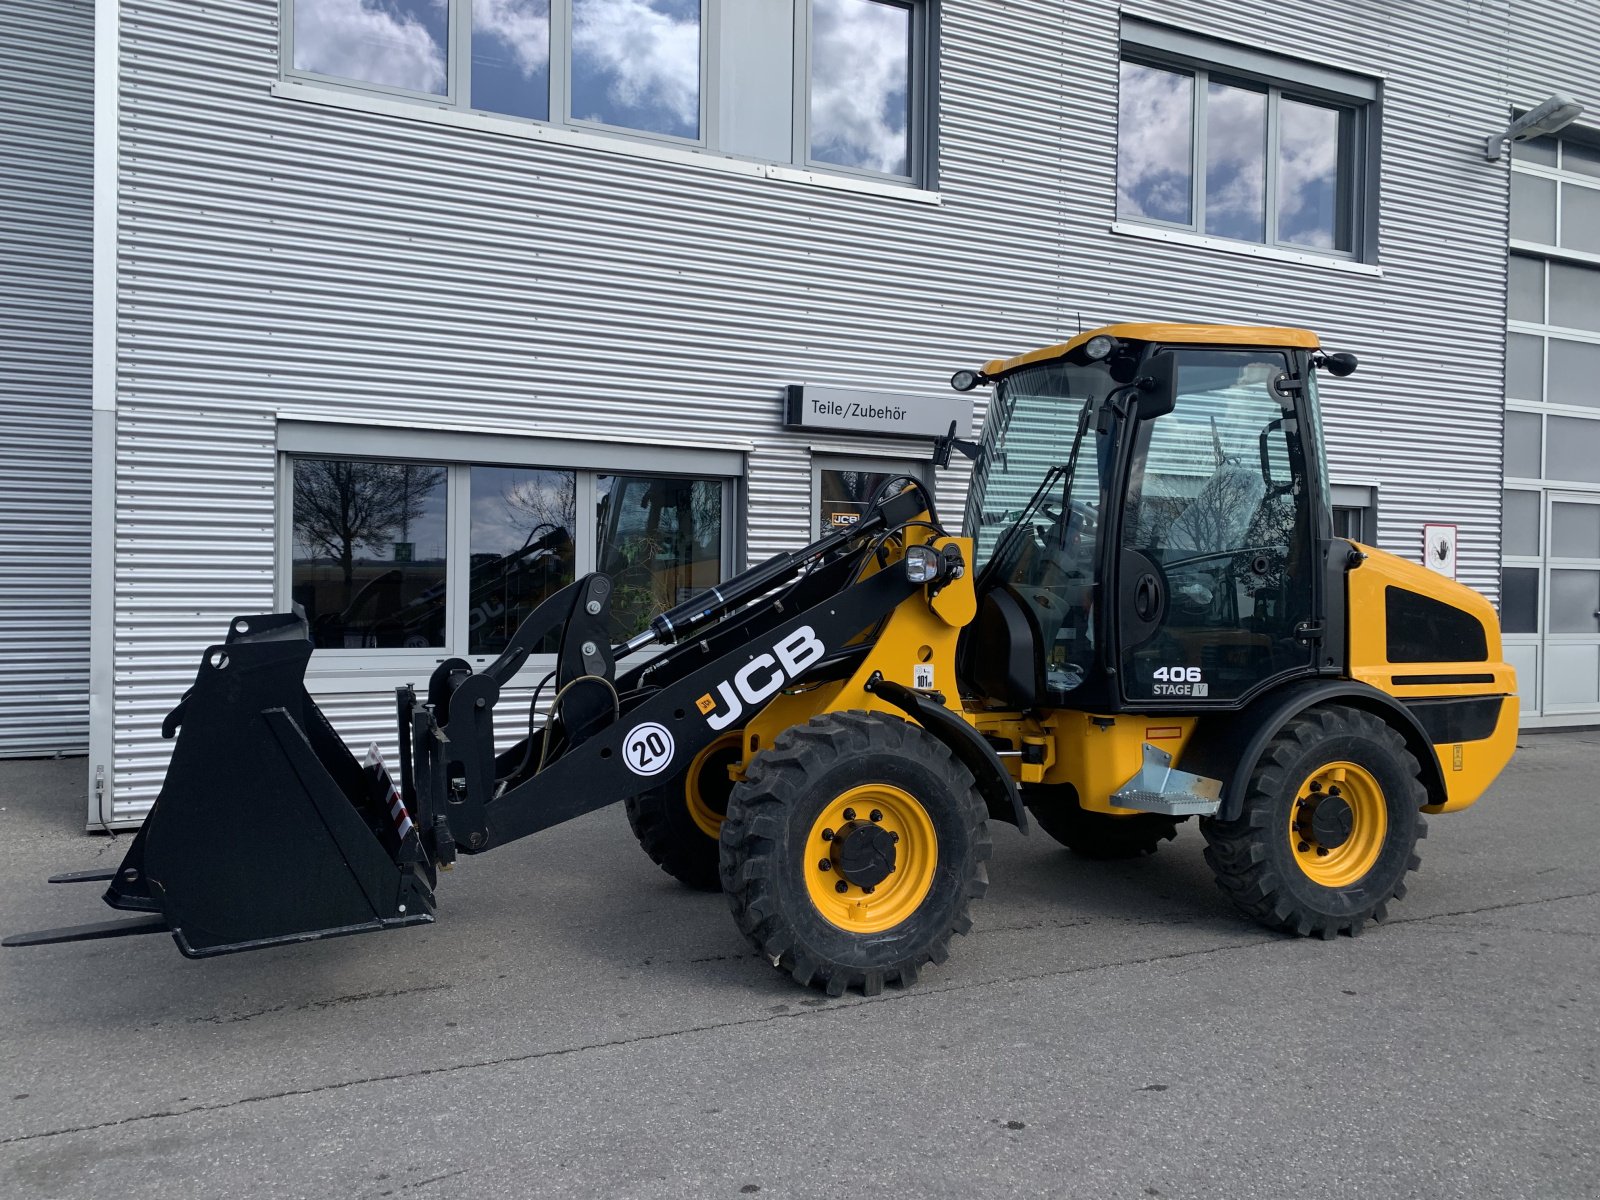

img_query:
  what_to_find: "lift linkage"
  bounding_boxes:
[6,490,933,958]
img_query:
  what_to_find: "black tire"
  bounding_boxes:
[624,732,743,892]
[1023,782,1180,859]
[719,711,991,997]
[1200,705,1427,938]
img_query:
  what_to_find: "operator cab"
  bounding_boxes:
[957,323,1348,715]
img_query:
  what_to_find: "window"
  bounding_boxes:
[811,456,929,536]
[1330,483,1378,543]
[283,0,930,185]
[287,453,731,667]
[1116,21,1377,259]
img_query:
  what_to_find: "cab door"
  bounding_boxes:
[1115,348,1318,706]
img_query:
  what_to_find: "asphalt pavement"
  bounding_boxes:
[0,731,1595,1200]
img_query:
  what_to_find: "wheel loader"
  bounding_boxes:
[9,323,1519,996]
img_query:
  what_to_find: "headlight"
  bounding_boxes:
[949,369,982,392]
[1083,334,1115,361]
[904,544,942,584]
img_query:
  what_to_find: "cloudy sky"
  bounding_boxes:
[809,0,910,175]
[1119,61,1341,248]
[293,0,449,94]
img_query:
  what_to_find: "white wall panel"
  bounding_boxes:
[0,1,95,757]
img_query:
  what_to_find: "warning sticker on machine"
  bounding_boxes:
[913,664,935,689]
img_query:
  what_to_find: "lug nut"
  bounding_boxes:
[818,859,831,872]
[863,885,875,895]
[1317,847,1330,857]
[869,809,883,823]
[1298,841,1310,852]
[821,829,834,841]
[842,808,856,821]
[889,831,900,843]
[1309,781,1322,792]
[835,880,848,893]
[1328,786,1341,797]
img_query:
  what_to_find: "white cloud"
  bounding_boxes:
[1202,83,1267,233]
[571,0,700,130]
[809,0,909,174]
[1118,63,1194,221]
[294,0,448,94]
[475,0,552,78]
[1276,101,1340,247]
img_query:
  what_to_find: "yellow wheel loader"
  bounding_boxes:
[10,324,1518,997]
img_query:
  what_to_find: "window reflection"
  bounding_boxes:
[570,0,701,139]
[597,475,722,639]
[1278,97,1345,250]
[810,0,911,175]
[293,0,449,95]
[1204,80,1266,242]
[1117,61,1194,225]
[292,459,449,648]
[472,0,551,120]
[468,467,577,655]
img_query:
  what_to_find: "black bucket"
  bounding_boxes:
[100,613,436,957]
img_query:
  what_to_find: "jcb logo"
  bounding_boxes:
[698,626,826,730]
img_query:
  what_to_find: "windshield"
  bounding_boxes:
[965,359,1118,566]
[964,358,1120,699]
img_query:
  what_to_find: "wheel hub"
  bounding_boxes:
[1296,790,1354,850]
[830,819,897,888]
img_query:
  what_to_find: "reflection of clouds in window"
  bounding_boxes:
[472,0,551,120]
[1118,61,1193,224]
[1277,97,1341,249]
[571,0,701,138]
[809,0,910,175]
[1204,81,1266,242]
[293,0,448,94]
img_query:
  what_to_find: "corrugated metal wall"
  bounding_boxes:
[0,1,95,758]
[103,0,1544,820]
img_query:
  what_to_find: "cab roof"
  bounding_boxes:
[981,322,1321,380]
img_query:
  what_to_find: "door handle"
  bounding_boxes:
[1135,573,1161,621]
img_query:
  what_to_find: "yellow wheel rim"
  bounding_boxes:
[684,733,742,840]
[1290,761,1387,888]
[804,784,938,934]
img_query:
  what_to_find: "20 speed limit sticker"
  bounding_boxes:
[622,722,676,777]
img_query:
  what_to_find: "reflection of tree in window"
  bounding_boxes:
[597,476,722,638]
[469,467,577,655]
[292,459,448,648]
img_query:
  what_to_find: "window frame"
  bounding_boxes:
[278,0,935,188]
[275,427,742,683]
[796,0,929,186]
[1116,21,1379,263]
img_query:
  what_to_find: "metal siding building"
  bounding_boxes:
[14,0,1595,821]
[0,1,95,758]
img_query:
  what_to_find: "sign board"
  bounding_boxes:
[785,384,973,440]
[1422,524,1457,579]
[393,542,414,563]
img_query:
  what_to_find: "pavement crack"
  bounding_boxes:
[183,983,452,1026]
[0,934,1284,1147]
[8,888,1592,1148]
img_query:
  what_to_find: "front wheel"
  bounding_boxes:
[719,711,991,996]
[1201,705,1426,938]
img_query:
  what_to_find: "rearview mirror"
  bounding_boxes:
[1134,350,1179,419]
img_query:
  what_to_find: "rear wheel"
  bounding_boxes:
[624,731,742,892]
[719,711,990,996]
[1200,705,1426,938]
[1023,782,1180,859]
